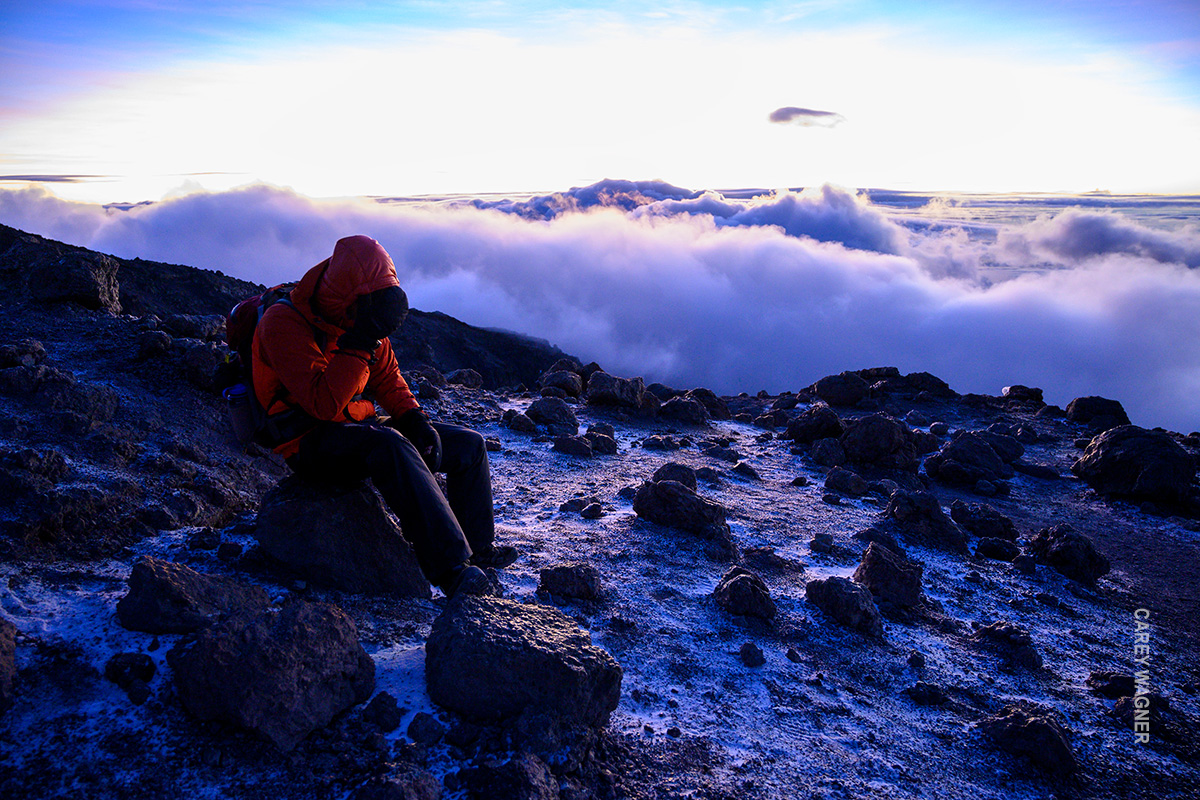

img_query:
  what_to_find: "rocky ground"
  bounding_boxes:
[1,226,1199,799]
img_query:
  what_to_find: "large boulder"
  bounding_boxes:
[255,477,430,598]
[1028,524,1110,585]
[652,462,698,491]
[884,491,969,553]
[539,370,583,398]
[539,563,604,601]
[584,371,644,409]
[29,250,121,313]
[924,432,1013,486]
[979,705,1077,775]
[1066,396,1130,432]
[632,480,736,558]
[116,556,270,634]
[852,542,923,610]
[950,500,1017,540]
[812,372,870,407]
[425,595,622,730]
[713,566,776,620]
[785,403,844,443]
[167,601,375,751]
[839,414,917,471]
[805,576,883,637]
[658,396,710,425]
[970,621,1043,670]
[525,397,580,436]
[1071,425,1195,505]
[685,388,731,420]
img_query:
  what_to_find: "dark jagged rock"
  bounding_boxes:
[970,621,1043,669]
[975,537,1021,562]
[539,369,582,397]
[1003,385,1044,404]
[839,413,917,471]
[1072,425,1196,505]
[351,770,443,800]
[525,397,580,436]
[425,595,622,729]
[739,642,766,667]
[905,682,946,706]
[552,436,594,457]
[362,691,405,732]
[116,556,270,634]
[659,396,710,425]
[812,371,870,407]
[167,601,375,751]
[979,705,1077,775]
[885,491,969,553]
[685,388,731,420]
[254,477,430,598]
[1028,524,1111,585]
[446,368,484,388]
[1066,396,1131,432]
[539,563,604,601]
[652,462,698,491]
[1087,672,1136,699]
[459,752,558,800]
[646,382,679,401]
[785,403,844,443]
[633,480,736,558]
[950,500,1017,540]
[904,371,957,398]
[925,432,1013,486]
[805,576,884,637]
[976,431,1024,463]
[584,371,645,408]
[31,249,122,313]
[825,466,869,497]
[852,542,923,610]
[713,566,776,620]
[583,431,618,455]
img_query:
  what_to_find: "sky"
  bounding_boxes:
[2,1,1200,202]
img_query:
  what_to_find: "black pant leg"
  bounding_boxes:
[293,421,472,583]
[432,422,496,553]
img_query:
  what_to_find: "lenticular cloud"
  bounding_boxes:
[2,181,1199,433]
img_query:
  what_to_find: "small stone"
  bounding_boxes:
[905,682,946,706]
[739,642,766,667]
[667,726,682,738]
[790,476,810,487]
[485,437,502,452]
[930,422,950,436]
[216,541,243,561]
[809,533,834,553]
[580,503,605,520]
[907,651,926,670]
[1012,554,1037,575]
[407,711,446,745]
[732,461,761,480]
[362,691,404,732]
[786,647,802,663]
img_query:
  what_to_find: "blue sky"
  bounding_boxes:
[2,1,1199,200]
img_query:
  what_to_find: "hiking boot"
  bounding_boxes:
[440,564,493,598]
[469,544,519,569]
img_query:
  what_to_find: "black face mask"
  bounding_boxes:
[353,285,409,340]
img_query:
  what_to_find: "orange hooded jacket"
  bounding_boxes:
[251,235,420,458]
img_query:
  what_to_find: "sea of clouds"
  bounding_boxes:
[3,180,1200,433]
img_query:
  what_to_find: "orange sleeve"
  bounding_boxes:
[256,304,372,421]
[368,337,421,417]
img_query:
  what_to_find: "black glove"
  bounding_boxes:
[392,408,441,472]
[337,286,409,355]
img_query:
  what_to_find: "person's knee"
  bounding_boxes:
[365,425,424,471]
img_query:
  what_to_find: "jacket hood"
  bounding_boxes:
[293,235,401,327]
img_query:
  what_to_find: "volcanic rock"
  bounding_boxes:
[925,432,1013,486]
[1028,524,1111,585]
[1087,672,1136,699]
[976,431,1024,463]
[1067,396,1131,432]
[805,576,884,637]
[950,500,1017,540]
[167,601,375,751]
[633,480,736,558]
[459,752,558,800]
[785,403,844,443]
[539,563,604,601]
[539,370,583,398]
[1071,425,1195,505]
[362,691,404,732]
[525,397,580,436]
[969,621,1043,669]
[852,542,923,610]
[885,491,969,553]
[905,682,947,706]
[446,368,484,388]
[116,556,270,634]
[351,770,443,800]
[739,642,766,667]
[425,595,622,729]
[584,371,644,408]
[30,249,121,313]
[254,476,430,598]
[975,537,1021,562]
[824,466,869,497]
[583,431,618,455]
[979,705,1077,775]
[1003,385,1044,404]
[812,372,870,407]
[659,396,710,425]
[713,566,776,620]
[685,388,731,420]
[552,436,594,457]
[811,438,847,467]
[652,462,698,491]
[840,414,917,471]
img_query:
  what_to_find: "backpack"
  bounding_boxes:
[219,283,319,447]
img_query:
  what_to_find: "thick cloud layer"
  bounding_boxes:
[2,182,1199,434]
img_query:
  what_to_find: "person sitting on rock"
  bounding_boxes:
[251,234,517,597]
